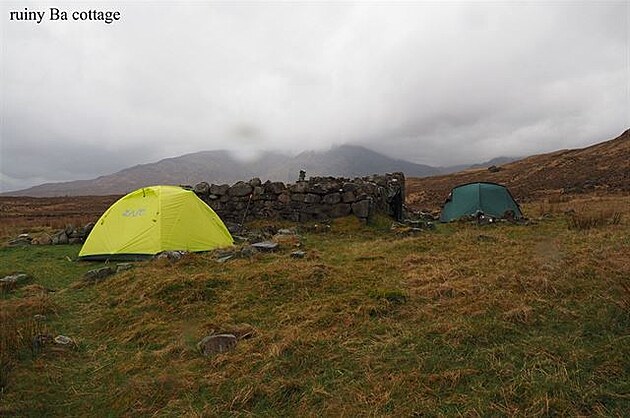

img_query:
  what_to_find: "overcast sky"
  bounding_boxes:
[1,1,628,192]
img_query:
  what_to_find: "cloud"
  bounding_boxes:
[1,2,627,191]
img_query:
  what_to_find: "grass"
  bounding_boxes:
[0,196,629,416]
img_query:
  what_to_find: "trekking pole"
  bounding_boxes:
[240,193,253,228]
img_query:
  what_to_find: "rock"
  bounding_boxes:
[290,250,306,258]
[291,193,306,202]
[322,193,341,205]
[156,251,186,261]
[82,222,95,237]
[488,165,501,172]
[289,182,307,194]
[351,199,371,218]
[84,267,115,283]
[248,177,262,187]
[304,194,321,203]
[116,263,133,273]
[52,231,69,245]
[306,184,327,194]
[8,237,31,246]
[278,193,291,204]
[194,182,210,194]
[216,255,234,263]
[229,182,253,197]
[0,273,30,291]
[265,182,286,194]
[69,229,83,239]
[54,335,73,345]
[36,233,52,245]
[342,191,356,203]
[197,334,237,356]
[276,228,296,235]
[210,184,230,196]
[68,238,83,245]
[342,182,359,193]
[251,241,278,252]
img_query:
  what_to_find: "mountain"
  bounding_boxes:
[6,145,441,197]
[407,129,630,209]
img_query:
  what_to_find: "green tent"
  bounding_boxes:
[79,185,233,260]
[440,182,523,222]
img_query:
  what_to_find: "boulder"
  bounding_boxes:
[197,334,237,356]
[352,200,371,218]
[265,182,286,194]
[193,182,210,195]
[278,193,291,204]
[210,184,230,196]
[289,182,307,193]
[248,177,262,187]
[322,193,341,205]
[304,194,321,203]
[342,182,359,193]
[229,182,253,197]
[52,231,69,245]
[342,191,356,203]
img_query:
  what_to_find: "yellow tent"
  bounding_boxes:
[79,186,233,260]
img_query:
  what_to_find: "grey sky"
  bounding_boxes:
[1,1,628,192]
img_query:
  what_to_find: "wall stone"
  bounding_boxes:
[194,172,405,223]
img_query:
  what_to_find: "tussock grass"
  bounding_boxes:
[0,195,629,416]
[567,210,623,230]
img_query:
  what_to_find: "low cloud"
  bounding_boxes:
[1,2,627,191]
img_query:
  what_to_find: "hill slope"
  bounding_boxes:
[407,129,630,209]
[6,146,440,197]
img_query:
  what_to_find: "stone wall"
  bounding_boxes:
[192,173,405,223]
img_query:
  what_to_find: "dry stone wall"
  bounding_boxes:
[193,173,405,223]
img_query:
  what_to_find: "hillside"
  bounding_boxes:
[407,129,630,210]
[5,146,440,197]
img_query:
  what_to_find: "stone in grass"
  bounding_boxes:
[116,263,133,273]
[290,250,306,259]
[251,241,278,252]
[0,273,30,291]
[197,334,237,356]
[156,251,186,261]
[54,335,73,345]
[84,266,115,283]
